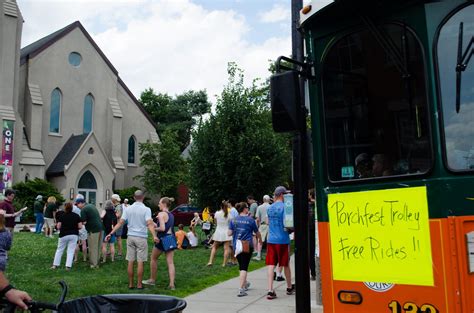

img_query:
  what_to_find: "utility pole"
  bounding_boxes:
[291,0,311,312]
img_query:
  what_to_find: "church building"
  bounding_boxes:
[0,0,159,207]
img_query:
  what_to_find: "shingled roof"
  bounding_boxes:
[20,21,156,128]
[46,133,89,177]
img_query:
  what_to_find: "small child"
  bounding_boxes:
[175,224,187,250]
[74,228,88,263]
[0,215,12,271]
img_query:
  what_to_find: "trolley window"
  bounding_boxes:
[322,24,432,182]
[437,4,474,171]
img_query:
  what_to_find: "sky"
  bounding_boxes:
[17,0,333,101]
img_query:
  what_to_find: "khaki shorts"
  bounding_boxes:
[259,224,268,242]
[44,218,55,228]
[126,236,148,262]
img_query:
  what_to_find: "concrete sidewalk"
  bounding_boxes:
[184,257,323,313]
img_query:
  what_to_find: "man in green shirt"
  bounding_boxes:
[33,195,44,234]
[77,199,103,268]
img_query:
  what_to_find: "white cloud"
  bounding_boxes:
[259,4,290,24]
[18,0,291,101]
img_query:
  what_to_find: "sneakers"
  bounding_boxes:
[267,290,277,300]
[236,282,250,296]
[286,284,296,295]
[244,281,251,291]
[237,288,248,297]
[276,276,285,282]
[142,279,156,286]
[252,256,261,261]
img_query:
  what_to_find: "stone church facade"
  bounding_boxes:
[0,1,159,207]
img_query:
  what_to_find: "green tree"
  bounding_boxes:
[136,129,188,199]
[12,178,65,222]
[113,186,140,205]
[140,89,211,151]
[113,186,158,212]
[189,63,291,208]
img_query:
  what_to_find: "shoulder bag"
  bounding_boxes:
[160,214,177,252]
[160,233,177,251]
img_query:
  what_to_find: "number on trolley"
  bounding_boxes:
[388,301,438,313]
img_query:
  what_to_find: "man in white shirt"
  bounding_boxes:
[254,195,271,260]
[106,190,158,289]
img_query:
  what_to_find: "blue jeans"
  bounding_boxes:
[34,213,44,234]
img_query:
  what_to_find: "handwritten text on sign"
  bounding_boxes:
[328,186,433,286]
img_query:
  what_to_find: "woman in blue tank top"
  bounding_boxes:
[142,197,176,290]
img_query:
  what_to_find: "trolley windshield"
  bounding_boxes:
[321,23,432,182]
[437,4,474,171]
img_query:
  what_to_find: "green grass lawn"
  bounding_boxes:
[5,232,266,303]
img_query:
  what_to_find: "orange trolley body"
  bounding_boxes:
[295,0,474,312]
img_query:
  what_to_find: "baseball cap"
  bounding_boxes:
[111,194,121,202]
[74,194,84,203]
[75,198,85,204]
[263,195,271,202]
[36,195,43,200]
[274,186,290,197]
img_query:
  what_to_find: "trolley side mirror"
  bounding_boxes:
[270,70,301,133]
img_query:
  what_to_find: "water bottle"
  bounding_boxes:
[283,193,293,228]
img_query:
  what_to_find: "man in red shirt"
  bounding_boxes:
[0,189,26,233]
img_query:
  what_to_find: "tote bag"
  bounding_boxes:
[234,239,250,256]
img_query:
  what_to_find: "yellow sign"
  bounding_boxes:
[328,186,433,286]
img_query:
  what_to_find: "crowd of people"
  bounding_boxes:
[0,189,175,308]
[0,183,299,308]
[199,186,296,299]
